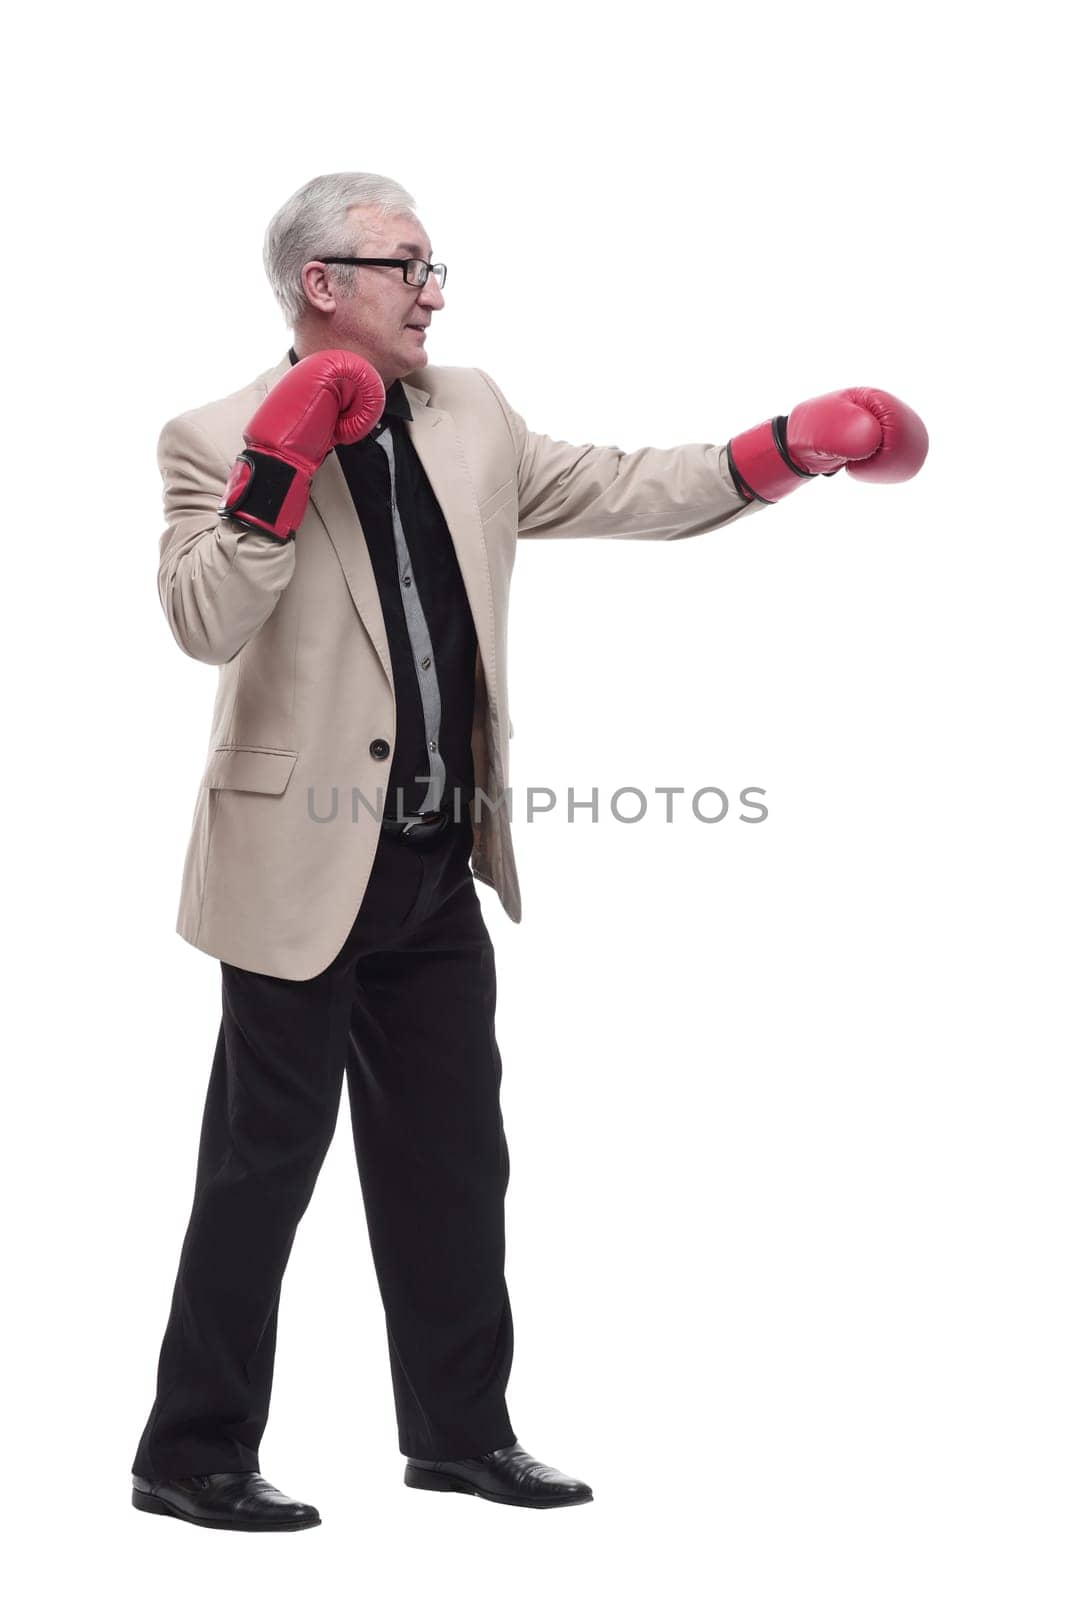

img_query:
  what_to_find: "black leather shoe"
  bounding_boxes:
[404,1442,593,1508]
[131,1471,320,1531]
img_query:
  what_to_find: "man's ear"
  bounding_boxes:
[300,261,337,314]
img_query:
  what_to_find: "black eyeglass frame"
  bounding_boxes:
[316,257,447,288]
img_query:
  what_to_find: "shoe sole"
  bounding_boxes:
[132,1487,320,1532]
[403,1464,592,1509]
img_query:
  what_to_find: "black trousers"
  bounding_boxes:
[132,809,516,1478]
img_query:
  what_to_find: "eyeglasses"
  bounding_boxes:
[316,256,447,289]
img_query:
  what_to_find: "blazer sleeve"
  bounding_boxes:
[475,367,766,542]
[156,412,296,665]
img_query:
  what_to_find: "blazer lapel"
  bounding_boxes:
[309,447,394,686]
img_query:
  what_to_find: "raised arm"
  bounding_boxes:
[157,351,384,665]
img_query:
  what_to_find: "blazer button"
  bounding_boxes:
[369,739,390,760]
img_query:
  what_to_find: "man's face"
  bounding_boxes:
[315,206,445,386]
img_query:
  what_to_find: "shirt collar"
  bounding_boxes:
[286,346,413,422]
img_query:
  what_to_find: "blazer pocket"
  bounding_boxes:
[205,745,298,795]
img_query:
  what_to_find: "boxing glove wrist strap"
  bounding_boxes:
[726,414,817,504]
[218,449,308,541]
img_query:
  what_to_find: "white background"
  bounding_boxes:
[6,1,1063,1595]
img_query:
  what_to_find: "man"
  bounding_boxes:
[131,172,928,1532]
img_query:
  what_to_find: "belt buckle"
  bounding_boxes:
[402,809,446,840]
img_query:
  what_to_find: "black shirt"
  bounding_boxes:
[288,347,477,822]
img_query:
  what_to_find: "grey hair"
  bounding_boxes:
[263,172,419,328]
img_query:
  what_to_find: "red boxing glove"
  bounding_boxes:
[727,387,929,504]
[219,349,386,540]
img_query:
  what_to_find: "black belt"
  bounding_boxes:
[380,810,452,844]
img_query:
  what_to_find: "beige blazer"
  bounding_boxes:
[158,353,764,979]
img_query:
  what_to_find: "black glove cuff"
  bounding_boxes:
[220,450,299,529]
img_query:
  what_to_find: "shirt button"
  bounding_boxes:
[402,575,412,587]
[369,739,390,760]
[420,656,431,670]
[428,740,437,752]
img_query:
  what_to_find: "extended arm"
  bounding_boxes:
[476,370,927,543]
[476,368,764,542]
